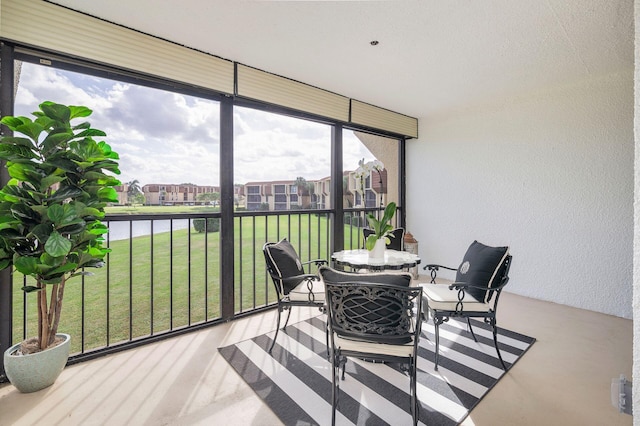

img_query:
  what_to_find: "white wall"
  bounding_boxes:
[633,0,640,419]
[407,71,633,319]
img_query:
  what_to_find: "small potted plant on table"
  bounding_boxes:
[365,202,397,260]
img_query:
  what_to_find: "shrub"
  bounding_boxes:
[193,217,220,233]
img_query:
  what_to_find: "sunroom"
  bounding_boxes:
[0,1,634,425]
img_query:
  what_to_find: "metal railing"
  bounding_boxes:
[7,206,396,365]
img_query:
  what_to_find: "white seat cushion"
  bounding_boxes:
[420,283,491,312]
[288,278,325,302]
[333,334,415,358]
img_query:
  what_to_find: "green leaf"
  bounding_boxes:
[80,206,103,218]
[41,276,64,284]
[40,102,71,123]
[33,114,55,130]
[14,256,38,275]
[40,252,65,268]
[42,130,74,153]
[1,184,37,204]
[29,223,54,244]
[11,204,40,223]
[366,213,382,235]
[82,259,105,268]
[97,187,118,203]
[365,202,397,243]
[68,105,92,119]
[57,222,86,235]
[0,136,36,149]
[88,226,108,236]
[14,120,45,141]
[380,202,397,226]
[46,158,78,173]
[47,204,65,223]
[365,234,378,251]
[40,175,65,191]
[98,141,119,159]
[0,259,11,271]
[21,285,41,293]
[72,121,91,130]
[0,116,29,130]
[46,186,84,203]
[0,228,26,240]
[7,162,39,182]
[49,262,78,275]
[71,271,95,278]
[74,128,106,138]
[44,231,72,257]
[88,245,110,259]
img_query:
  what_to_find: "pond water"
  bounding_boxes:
[105,219,192,241]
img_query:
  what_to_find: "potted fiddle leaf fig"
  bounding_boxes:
[0,101,120,392]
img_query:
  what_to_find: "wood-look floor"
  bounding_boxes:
[0,286,632,425]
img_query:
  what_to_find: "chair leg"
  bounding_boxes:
[340,356,348,380]
[491,321,507,370]
[268,305,283,354]
[331,349,339,426]
[410,358,419,426]
[282,305,293,329]
[325,323,330,360]
[466,317,478,342]
[434,319,441,371]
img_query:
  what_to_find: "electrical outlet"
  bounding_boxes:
[611,374,632,415]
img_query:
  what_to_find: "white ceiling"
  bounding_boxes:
[50,0,633,120]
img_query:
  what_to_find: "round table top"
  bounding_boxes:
[331,249,421,271]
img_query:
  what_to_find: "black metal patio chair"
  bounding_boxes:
[263,238,327,353]
[421,240,511,370]
[320,266,422,426]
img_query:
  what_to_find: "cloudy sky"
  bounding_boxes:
[14,62,375,187]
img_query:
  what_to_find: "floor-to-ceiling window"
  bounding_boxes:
[233,106,331,313]
[10,58,223,352]
[342,129,401,249]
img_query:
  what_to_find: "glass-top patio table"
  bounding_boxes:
[331,249,421,272]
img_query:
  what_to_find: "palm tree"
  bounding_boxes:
[295,176,309,196]
[126,179,142,205]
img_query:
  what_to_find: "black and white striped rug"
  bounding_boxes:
[219,316,535,425]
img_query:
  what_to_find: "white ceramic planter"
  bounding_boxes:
[368,238,386,261]
[3,334,71,393]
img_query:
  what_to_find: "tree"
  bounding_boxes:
[0,102,120,351]
[131,193,145,205]
[126,179,142,205]
[197,192,220,206]
[295,176,309,196]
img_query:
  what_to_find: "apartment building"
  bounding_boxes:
[243,169,387,211]
[142,184,220,206]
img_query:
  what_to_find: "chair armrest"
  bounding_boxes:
[302,259,328,268]
[423,264,457,283]
[278,273,320,285]
[448,280,508,292]
[447,280,508,312]
[270,273,319,296]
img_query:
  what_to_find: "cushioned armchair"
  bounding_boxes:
[263,238,327,353]
[319,266,422,426]
[421,240,511,370]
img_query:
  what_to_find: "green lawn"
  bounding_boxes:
[12,213,363,354]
